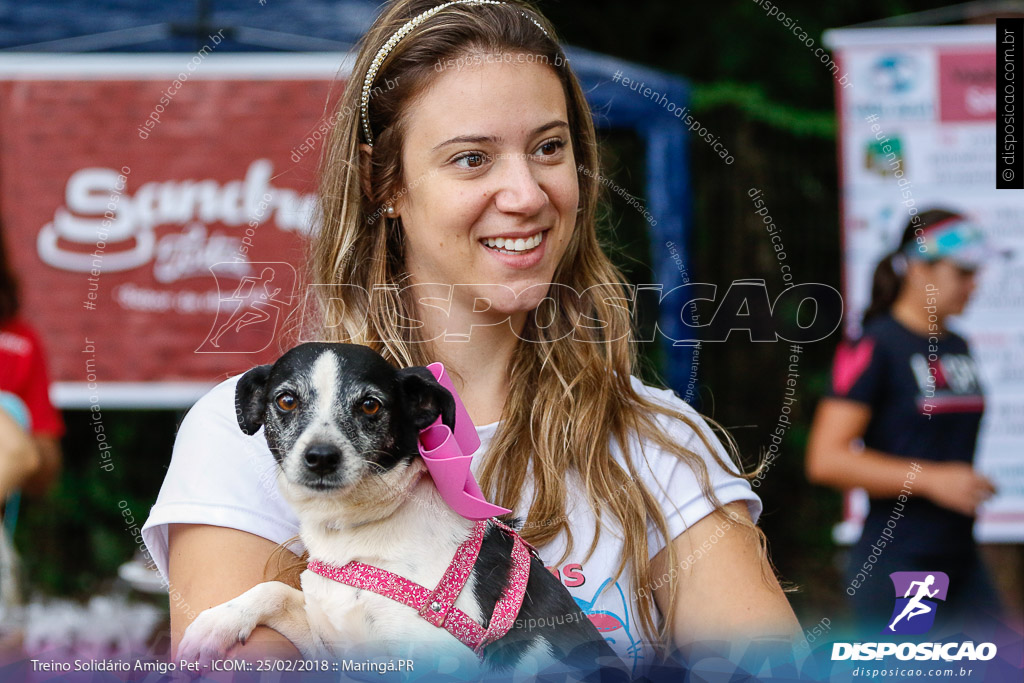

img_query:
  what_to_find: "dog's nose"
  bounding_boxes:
[303,445,341,476]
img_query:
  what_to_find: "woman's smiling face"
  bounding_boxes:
[392,54,579,317]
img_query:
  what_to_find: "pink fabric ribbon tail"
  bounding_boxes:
[417,362,512,520]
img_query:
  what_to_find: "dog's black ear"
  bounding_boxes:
[396,366,456,431]
[235,365,273,435]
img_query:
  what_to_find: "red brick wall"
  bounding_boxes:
[0,75,344,383]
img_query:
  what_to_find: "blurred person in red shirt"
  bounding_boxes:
[0,223,63,501]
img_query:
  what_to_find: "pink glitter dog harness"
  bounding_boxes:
[307,517,538,657]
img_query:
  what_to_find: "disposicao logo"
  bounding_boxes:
[832,571,997,662]
[885,571,948,635]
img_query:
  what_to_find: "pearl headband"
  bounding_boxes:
[360,0,551,146]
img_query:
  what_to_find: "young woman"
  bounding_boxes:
[807,209,1003,631]
[143,0,799,671]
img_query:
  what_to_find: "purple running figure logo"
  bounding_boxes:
[884,571,950,635]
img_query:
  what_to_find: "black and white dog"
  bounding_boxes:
[179,342,626,676]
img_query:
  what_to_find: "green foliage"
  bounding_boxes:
[13,411,179,598]
[691,81,836,138]
[542,0,941,136]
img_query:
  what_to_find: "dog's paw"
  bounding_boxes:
[179,602,259,664]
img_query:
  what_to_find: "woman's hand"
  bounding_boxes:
[919,462,996,516]
[650,501,801,649]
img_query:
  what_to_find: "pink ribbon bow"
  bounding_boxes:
[417,363,512,520]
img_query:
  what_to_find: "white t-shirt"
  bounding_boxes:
[142,373,761,674]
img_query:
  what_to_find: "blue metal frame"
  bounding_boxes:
[566,47,695,401]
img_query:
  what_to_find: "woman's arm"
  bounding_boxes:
[651,501,800,645]
[805,398,994,514]
[167,524,302,659]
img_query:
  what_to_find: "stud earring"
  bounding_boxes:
[386,206,396,217]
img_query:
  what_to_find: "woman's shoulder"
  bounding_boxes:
[626,374,711,449]
[628,373,690,405]
[169,373,278,489]
[942,324,973,351]
[143,373,297,580]
[180,374,246,435]
[858,313,909,351]
[621,375,762,539]
[622,373,746,480]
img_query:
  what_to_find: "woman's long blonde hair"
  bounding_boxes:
[301,0,769,652]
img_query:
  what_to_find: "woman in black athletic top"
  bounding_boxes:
[806,208,1004,632]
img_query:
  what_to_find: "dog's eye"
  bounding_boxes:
[276,393,298,411]
[360,398,381,415]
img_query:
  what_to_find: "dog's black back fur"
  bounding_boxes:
[475,519,630,680]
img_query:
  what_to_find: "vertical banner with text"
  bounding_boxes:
[825,26,1024,543]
